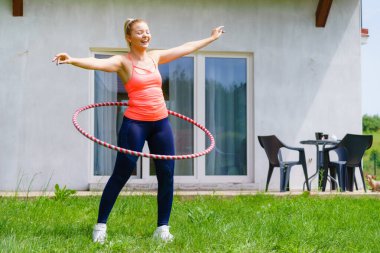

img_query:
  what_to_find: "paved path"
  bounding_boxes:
[1,190,380,198]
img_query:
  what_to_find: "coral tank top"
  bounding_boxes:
[124,54,168,121]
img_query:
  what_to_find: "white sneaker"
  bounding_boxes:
[153,225,174,242]
[92,223,107,244]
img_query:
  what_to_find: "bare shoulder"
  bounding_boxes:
[112,54,128,64]
[116,53,131,68]
[148,50,161,64]
[105,54,121,62]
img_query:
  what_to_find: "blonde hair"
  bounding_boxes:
[124,18,145,37]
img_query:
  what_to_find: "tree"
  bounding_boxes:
[363,114,380,132]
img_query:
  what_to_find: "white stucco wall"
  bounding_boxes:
[0,0,362,191]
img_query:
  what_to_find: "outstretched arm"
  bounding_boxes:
[154,26,225,64]
[52,53,123,72]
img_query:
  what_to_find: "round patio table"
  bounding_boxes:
[300,139,339,190]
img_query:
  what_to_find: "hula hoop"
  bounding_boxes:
[72,102,215,160]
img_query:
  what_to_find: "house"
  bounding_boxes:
[0,0,363,191]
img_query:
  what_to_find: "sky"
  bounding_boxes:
[361,0,380,116]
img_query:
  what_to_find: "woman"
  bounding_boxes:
[52,19,224,244]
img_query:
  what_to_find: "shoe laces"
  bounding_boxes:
[93,223,107,244]
[155,225,173,241]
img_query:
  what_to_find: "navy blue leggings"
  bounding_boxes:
[97,117,175,226]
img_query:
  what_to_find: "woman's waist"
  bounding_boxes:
[127,87,163,100]
[124,103,168,121]
[127,96,166,108]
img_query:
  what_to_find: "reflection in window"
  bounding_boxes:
[150,57,194,176]
[93,54,140,176]
[205,57,247,176]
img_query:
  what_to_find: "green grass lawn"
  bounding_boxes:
[1,194,380,252]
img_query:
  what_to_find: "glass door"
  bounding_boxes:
[205,57,247,176]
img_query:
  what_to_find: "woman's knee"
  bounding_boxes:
[155,161,174,182]
[113,154,137,179]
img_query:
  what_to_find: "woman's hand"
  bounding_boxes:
[52,53,72,65]
[211,26,225,40]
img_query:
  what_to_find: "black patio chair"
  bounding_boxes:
[322,134,373,192]
[258,135,310,192]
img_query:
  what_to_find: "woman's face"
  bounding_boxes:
[127,22,151,49]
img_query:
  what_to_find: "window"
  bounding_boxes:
[205,57,247,176]
[92,51,250,183]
